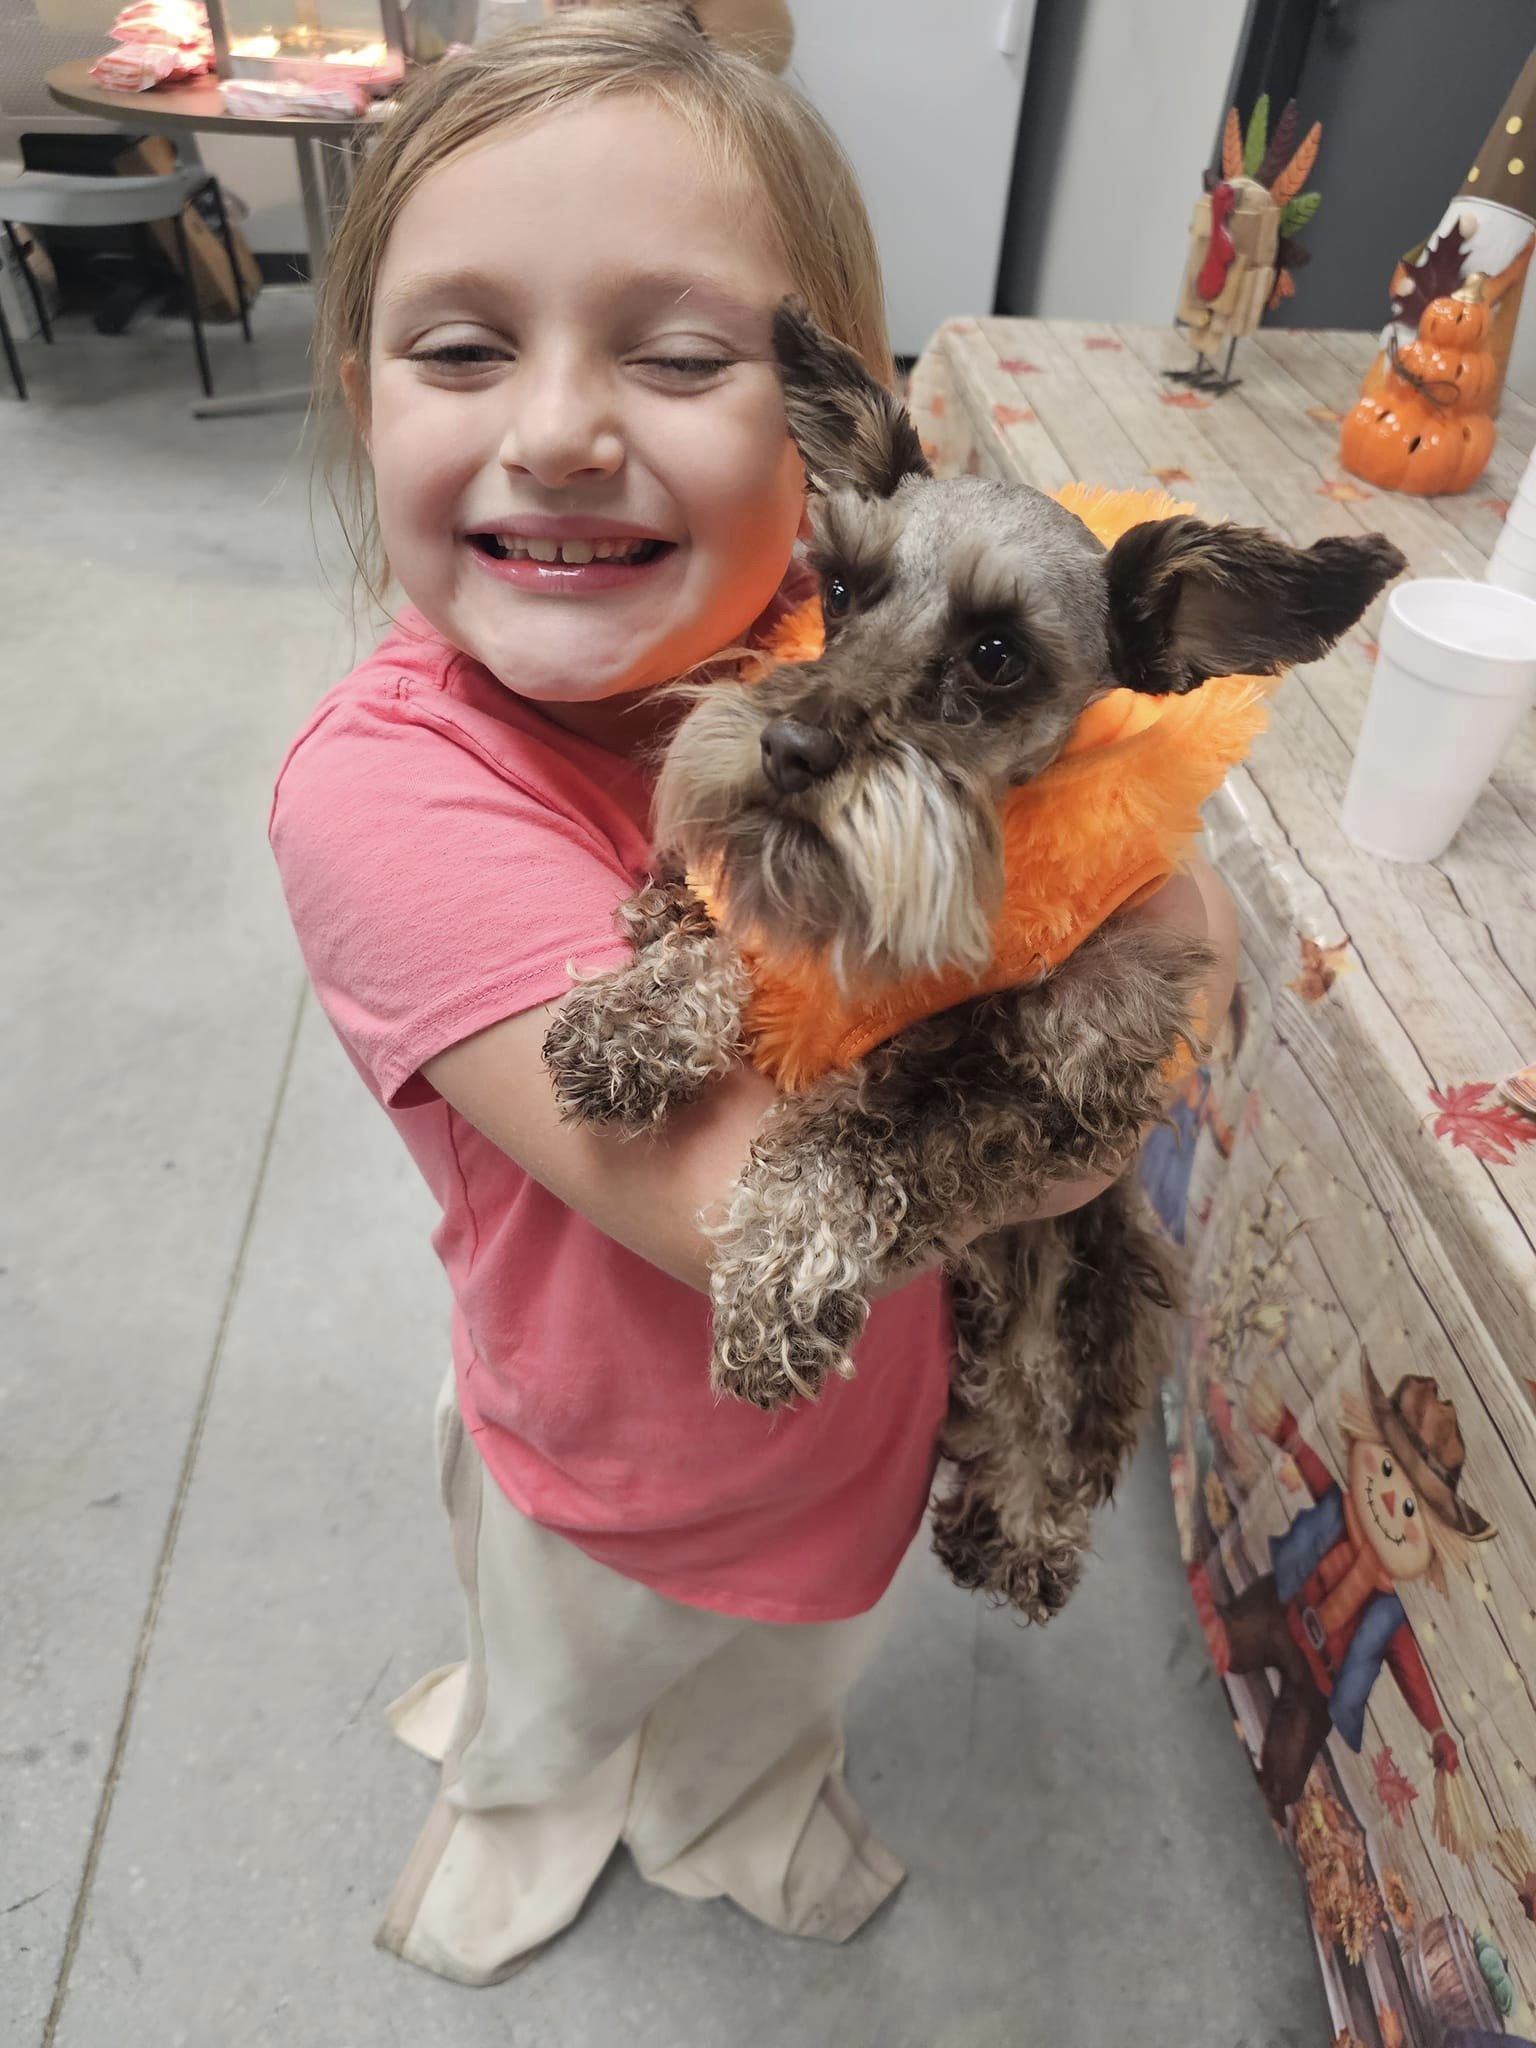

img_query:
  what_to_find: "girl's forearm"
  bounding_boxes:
[426,857,1238,1300]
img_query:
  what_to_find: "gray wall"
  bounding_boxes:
[1000,0,1248,328]
[998,0,1536,408]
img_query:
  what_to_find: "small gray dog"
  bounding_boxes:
[543,303,1402,1620]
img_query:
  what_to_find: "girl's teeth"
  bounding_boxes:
[478,535,662,564]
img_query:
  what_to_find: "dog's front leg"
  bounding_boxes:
[709,913,1209,1410]
[706,993,1115,1411]
[708,1072,914,1408]
[543,876,751,1133]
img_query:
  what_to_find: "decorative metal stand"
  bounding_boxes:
[1163,333,1243,396]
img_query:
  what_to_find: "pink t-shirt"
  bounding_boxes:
[269,604,952,1622]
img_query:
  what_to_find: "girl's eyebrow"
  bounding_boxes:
[377,266,502,316]
[600,268,769,324]
[378,265,770,326]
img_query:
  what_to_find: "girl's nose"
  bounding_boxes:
[1381,1489,1397,1516]
[498,359,623,489]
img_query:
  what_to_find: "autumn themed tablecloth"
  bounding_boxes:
[911,317,1536,2048]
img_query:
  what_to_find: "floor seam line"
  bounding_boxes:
[39,977,310,2048]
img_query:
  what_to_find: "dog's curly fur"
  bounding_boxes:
[542,302,1404,1620]
[544,873,752,1134]
[937,1187,1179,1619]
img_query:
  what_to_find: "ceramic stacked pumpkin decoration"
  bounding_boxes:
[1340,275,1498,496]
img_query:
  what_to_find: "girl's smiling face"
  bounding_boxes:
[363,95,807,709]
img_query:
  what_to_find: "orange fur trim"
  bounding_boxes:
[701,488,1273,1090]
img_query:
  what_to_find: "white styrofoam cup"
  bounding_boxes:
[1490,526,1536,576]
[1488,521,1536,597]
[1487,551,1536,598]
[1341,577,1536,862]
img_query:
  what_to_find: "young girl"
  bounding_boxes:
[271,5,1237,1987]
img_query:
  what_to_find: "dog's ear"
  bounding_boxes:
[1105,516,1405,695]
[772,298,931,499]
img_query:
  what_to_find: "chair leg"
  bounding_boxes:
[204,178,252,344]
[0,289,26,400]
[4,219,52,344]
[172,210,214,399]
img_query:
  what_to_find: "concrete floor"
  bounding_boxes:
[2,287,1330,2048]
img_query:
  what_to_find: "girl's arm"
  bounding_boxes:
[422,855,1239,1296]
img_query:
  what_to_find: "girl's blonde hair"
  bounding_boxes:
[316,2,893,604]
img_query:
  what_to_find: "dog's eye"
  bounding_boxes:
[966,635,1026,687]
[824,576,852,619]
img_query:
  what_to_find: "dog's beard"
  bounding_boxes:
[656,690,1003,990]
[819,744,1001,985]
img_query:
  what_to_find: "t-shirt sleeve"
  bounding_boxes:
[270,693,637,1109]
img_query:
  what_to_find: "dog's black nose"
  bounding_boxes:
[760,719,843,795]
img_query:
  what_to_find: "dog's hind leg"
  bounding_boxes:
[932,1186,1180,1622]
[542,877,752,1133]
[933,1224,1091,1623]
[1051,1182,1179,1500]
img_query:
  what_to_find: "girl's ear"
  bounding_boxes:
[1105,516,1404,696]
[339,353,369,442]
[772,298,929,500]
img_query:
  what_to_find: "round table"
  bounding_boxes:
[45,58,384,415]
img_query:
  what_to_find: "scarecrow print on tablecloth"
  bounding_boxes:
[1140,955,1536,2048]
[1217,1354,1494,1847]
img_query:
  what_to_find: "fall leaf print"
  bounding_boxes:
[1427,1082,1536,1165]
[1289,936,1352,1001]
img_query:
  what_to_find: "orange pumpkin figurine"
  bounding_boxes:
[1340,275,1496,496]
[1402,282,1498,410]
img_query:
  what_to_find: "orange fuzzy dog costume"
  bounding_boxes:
[695,486,1273,1092]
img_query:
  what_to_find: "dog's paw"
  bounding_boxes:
[542,980,684,1131]
[931,1497,1084,1624]
[543,926,748,1134]
[1001,1545,1083,1625]
[618,874,708,951]
[709,1263,866,1410]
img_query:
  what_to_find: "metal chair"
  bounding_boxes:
[0,283,24,400]
[0,165,252,400]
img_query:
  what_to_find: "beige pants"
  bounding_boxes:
[374,1378,909,1985]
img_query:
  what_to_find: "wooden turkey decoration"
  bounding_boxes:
[1169,96,1322,395]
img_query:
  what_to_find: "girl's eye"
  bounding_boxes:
[409,343,506,367]
[1403,1497,1415,1519]
[824,576,851,618]
[966,635,1026,687]
[1382,1456,1394,1478]
[637,355,734,381]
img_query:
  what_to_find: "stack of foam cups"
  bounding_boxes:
[1340,577,1536,863]
[1488,441,1536,596]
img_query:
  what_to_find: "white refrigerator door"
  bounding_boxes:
[788,0,1034,357]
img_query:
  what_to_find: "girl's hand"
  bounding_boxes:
[996,854,1240,1228]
